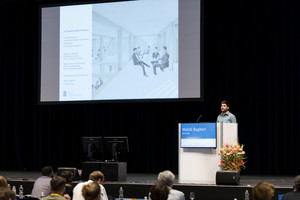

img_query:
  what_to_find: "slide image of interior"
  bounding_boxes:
[91,0,178,100]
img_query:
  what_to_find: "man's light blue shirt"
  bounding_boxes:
[216,111,237,123]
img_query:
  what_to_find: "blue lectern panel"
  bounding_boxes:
[180,123,217,148]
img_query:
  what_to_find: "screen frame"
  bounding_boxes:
[82,136,103,153]
[38,0,204,105]
[103,136,129,153]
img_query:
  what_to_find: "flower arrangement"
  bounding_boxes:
[218,143,246,172]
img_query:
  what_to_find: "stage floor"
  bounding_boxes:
[0,171,295,188]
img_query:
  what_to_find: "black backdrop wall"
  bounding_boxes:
[1,0,300,175]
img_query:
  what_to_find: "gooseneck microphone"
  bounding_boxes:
[196,115,202,123]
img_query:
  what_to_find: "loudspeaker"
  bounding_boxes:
[82,162,102,181]
[57,167,79,180]
[216,171,240,185]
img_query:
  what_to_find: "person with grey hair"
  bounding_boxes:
[157,170,185,200]
[283,175,300,200]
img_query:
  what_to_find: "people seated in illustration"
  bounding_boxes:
[252,181,274,200]
[160,46,170,69]
[283,175,300,200]
[31,166,53,199]
[152,46,169,75]
[151,47,160,75]
[150,182,169,200]
[132,48,151,77]
[42,176,70,200]
[157,170,185,200]
[82,182,101,200]
[73,171,108,200]
[59,171,73,199]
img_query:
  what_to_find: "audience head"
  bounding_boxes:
[253,181,274,200]
[294,175,300,191]
[0,187,15,200]
[157,170,175,188]
[150,182,169,200]
[0,177,8,188]
[89,171,104,184]
[60,171,72,184]
[50,176,66,195]
[82,182,101,200]
[41,166,53,177]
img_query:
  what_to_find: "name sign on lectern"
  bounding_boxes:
[180,123,217,148]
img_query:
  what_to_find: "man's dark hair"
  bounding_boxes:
[41,166,53,177]
[60,170,72,183]
[294,175,300,190]
[150,182,169,200]
[133,48,137,51]
[162,46,167,50]
[221,100,230,107]
[50,176,66,193]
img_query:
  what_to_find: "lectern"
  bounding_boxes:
[178,123,238,184]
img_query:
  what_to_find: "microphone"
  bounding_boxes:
[196,114,202,123]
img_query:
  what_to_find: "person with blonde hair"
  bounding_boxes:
[0,176,8,188]
[0,187,15,200]
[82,182,101,200]
[157,170,185,200]
[252,181,275,200]
[73,171,108,200]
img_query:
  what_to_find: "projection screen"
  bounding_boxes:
[39,0,202,103]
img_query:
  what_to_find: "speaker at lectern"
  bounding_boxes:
[178,122,238,184]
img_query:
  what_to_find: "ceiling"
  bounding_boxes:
[92,0,178,36]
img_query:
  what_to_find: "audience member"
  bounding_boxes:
[283,175,300,200]
[252,181,274,200]
[43,176,70,200]
[0,177,8,188]
[157,170,185,200]
[82,182,100,200]
[59,171,73,199]
[73,171,108,200]
[31,166,53,198]
[150,182,169,200]
[0,187,15,200]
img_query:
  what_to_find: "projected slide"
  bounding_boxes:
[40,0,200,102]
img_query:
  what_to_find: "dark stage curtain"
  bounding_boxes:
[0,0,300,175]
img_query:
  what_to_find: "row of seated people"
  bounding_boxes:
[1,166,300,200]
